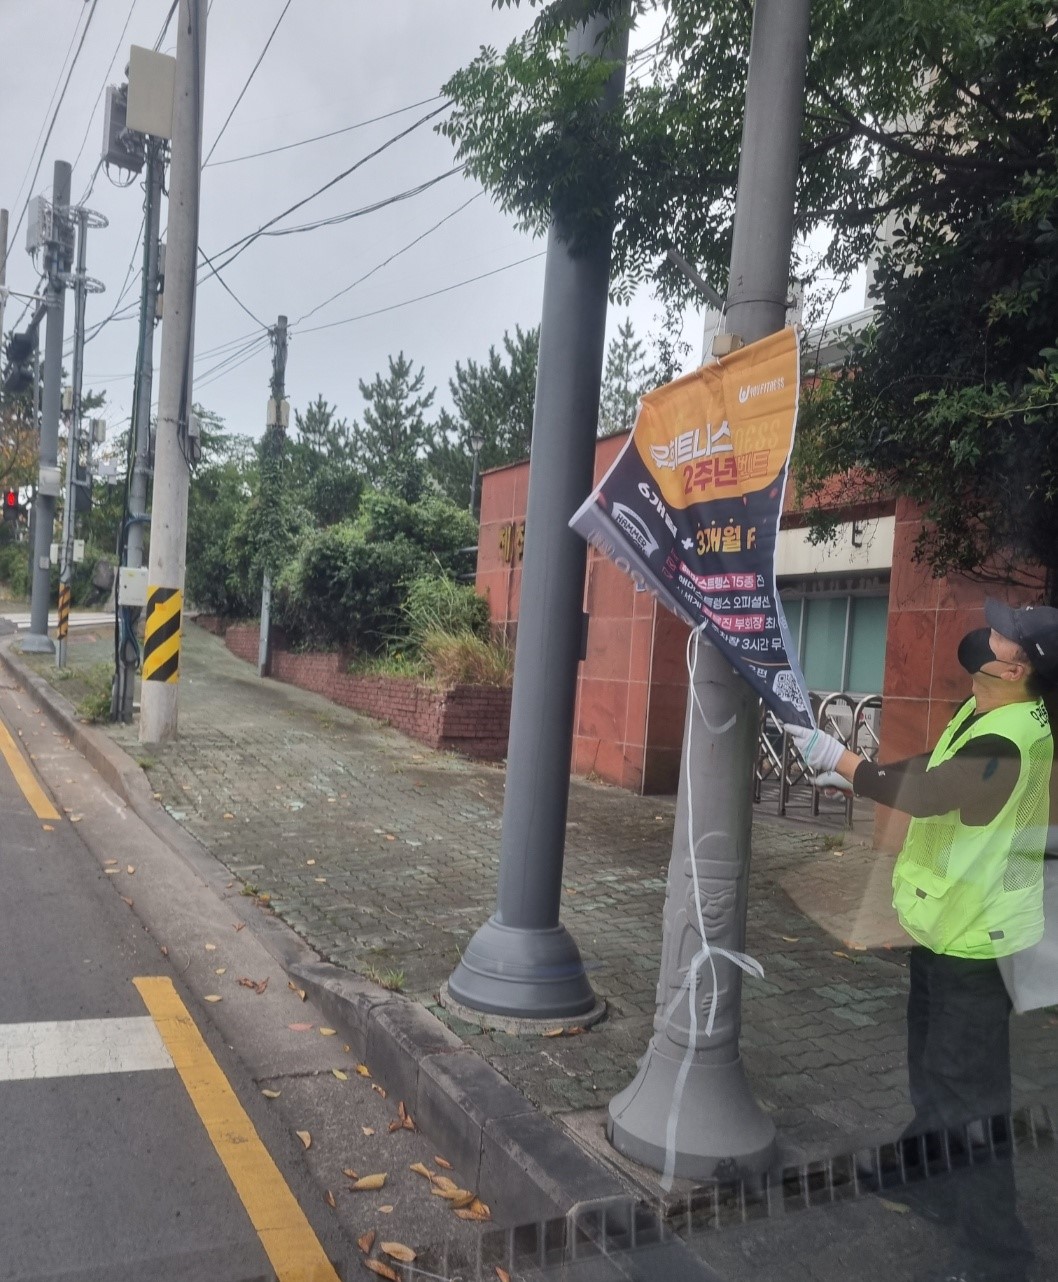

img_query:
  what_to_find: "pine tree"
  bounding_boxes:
[356,353,436,489]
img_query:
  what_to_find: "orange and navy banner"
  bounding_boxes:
[570,327,812,726]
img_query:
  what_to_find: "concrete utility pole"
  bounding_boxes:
[56,209,90,668]
[116,138,165,722]
[0,209,9,343]
[24,162,72,656]
[140,0,206,743]
[608,0,812,1181]
[257,315,288,678]
[445,6,630,1021]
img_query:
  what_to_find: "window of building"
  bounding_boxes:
[780,591,888,695]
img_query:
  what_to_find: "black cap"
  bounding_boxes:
[984,599,1058,675]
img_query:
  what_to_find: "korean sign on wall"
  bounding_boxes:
[570,327,813,727]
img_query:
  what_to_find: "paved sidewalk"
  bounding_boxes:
[25,626,1056,1142]
[16,623,1058,1280]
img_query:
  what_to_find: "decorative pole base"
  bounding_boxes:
[446,916,598,1020]
[20,633,55,655]
[608,1039,776,1181]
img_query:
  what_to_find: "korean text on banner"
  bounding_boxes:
[570,327,812,727]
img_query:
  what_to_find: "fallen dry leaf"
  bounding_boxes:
[332,1068,348,1081]
[431,1176,458,1194]
[381,1243,416,1263]
[362,1126,375,1137]
[543,1028,564,1038]
[233,922,245,932]
[120,896,134,908]
[357,1230,376,1255]
[237,976,269,995]
[287,981,307,1001]
[455,1199,491,1222]
[496,1269,511,1282]
[433,1156,452,1170]
[879,1198,911,1215]
[160,946,169,957]
[261,1089,281,1099]
[449,1191,476,1209]
[204,944,217,952]
[833,951,851,960]
[325,1190,336,1208]
[296,1131,312,1150]
[371,1083,387,1099]
[781,936,800,943]
[378,1205,394,1214]
[362,1260,399,1282]
[355,1064,372,1077]
[288,1022,313,1032]
[105,868,118,875]
[343,1168,359,1180]
[215,968,227,975]
[319,1027,336,1037]
[204,995,222,1003]
[567,1026,585,1036]
[306,859,316,866]
[104,859,118,866]
[388,1120,402,1134]
[351,1173,387,1191]
[126,865,135,875]
[410,1162,433,1180]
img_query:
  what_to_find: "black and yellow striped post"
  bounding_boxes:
[142,586,183,684]
[56,584,71,642]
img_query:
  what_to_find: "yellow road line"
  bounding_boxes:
[0,721,60,821]
[133,976,340,1282]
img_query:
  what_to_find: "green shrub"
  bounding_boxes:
[419,628,512,688]
[402,575,490,647]
[0,543,29,598]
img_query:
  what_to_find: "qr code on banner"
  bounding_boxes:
[773,670,807,712]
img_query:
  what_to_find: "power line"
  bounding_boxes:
[294,191,482,325]
[238,166,465,244]
[9,10,87,221]
[194,334,272,390]
[294,251,546,338]
[201,0,294,167]
[9,0,100,250]
[207,103,450,269]
[197,247,269,329]
[203,95,446,168]
[154,0,179,51]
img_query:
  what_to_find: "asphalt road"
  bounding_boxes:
[0,671,501,1282]
[0,713,282,1280]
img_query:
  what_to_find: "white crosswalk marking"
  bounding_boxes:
[0,1017,174,1080]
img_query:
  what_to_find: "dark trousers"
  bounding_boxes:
[903,946,1032,1278]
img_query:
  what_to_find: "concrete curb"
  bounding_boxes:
[0,638,630,1223]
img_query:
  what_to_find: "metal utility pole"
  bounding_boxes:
[445,7,630,1021]
[257,315,288,678]
[140,0,206,743]
[116,138,165,722]
[608,0,812,1181]
[24,162,72,656]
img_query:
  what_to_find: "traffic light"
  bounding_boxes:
[2,332,36,399]
[2,490,18,522]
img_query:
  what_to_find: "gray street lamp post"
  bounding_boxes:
[468,430,485,516]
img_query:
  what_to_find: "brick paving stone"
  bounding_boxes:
[27,626,1058,1170]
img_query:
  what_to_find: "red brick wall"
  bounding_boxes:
[200,620,511,760]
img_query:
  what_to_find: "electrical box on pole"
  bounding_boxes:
[127,46,177,140]
[103,86,144,173]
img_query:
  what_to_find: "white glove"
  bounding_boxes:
[784,723,846,774]
[810,769,853,794]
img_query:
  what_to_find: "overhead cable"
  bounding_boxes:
[203,95,446,168]
[207,103,450,270]
[294,191,482,324]
[201,0,294,167]
[197,248,269,329]
[294,251,546,338]
[9,0,101,251]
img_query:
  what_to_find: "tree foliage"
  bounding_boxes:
[428,325,539,504]
[598,318,655,435]
[446,0,1058,594]
[290,394,363,527]
[356,353,437,487]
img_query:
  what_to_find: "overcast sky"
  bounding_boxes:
[1,1,861,449]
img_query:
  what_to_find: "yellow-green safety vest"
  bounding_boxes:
[893,697,1053,959]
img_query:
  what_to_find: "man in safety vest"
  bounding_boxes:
[787,599,1058,1282]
